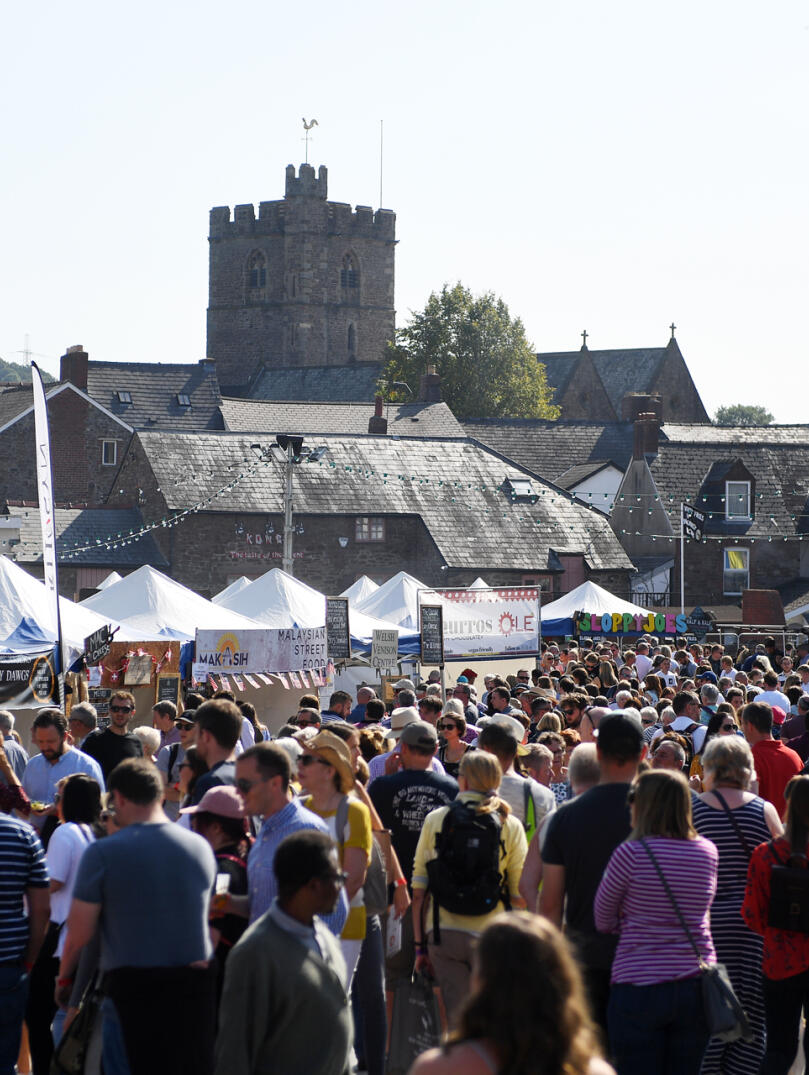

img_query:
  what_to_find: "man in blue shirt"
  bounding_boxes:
[0,709,28,782]
[22,710,103,836]
[228,742,348,935]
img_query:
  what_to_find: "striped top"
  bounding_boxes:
[594,835,718,984]
[0,815,49,962]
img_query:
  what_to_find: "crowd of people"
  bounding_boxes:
[2,630,809,1074]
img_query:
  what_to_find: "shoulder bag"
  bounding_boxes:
[640,838,752,1043]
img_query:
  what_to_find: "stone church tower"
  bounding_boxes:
[206,164,396,392]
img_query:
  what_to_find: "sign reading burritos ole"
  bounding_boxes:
[420,588,540,659]
[195,628,327,674]
[0,648,59,708]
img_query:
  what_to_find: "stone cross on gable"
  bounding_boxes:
[670,322,677,339]
[581,330,588,348]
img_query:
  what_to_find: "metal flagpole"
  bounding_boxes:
[32,361,65,707]
[680,502,686,616]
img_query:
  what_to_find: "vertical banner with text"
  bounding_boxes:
[32,362,63,692]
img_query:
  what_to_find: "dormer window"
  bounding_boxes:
[176,393,191,408]
[115,390,132,405]
[726,481,751,520]
[504,476,536,501]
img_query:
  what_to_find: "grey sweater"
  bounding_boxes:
[215,911,352,1075]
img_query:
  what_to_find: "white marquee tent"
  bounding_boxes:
[340,575,379,606]
[540,580,650,635]
[79,565,263,641]
[212,576,252,605]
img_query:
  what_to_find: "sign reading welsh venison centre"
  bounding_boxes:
[195,627,327,674]
[421,588,540,659]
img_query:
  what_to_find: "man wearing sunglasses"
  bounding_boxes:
[80,691,143,780]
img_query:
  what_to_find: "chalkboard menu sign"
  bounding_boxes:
[326,598,351,660]
[88,687,112,729]
[420,605,444,666]
[155,674,181,707]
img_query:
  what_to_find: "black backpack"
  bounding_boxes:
[426,799,510,943]
[767,841,809,933]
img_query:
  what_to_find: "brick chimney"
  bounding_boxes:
[622,392,663,423]
[368,395,388,435]
[60,345,88,391]
[418,365,442,403]
[633,412,660,460]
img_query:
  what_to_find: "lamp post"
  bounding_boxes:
[275,434,304,576]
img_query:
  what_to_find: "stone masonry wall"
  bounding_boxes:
[0,390,132,505]
[206,164,396,390]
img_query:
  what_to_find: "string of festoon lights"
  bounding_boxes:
[57,450,808,559]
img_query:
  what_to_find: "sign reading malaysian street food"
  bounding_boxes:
[195,627,328,675]
[419,588,540,659]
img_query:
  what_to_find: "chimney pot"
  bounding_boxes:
[418,367,442,403]
[633,411,660,459]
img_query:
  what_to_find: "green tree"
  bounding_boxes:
[0,357,54,384]
[714,404,774,426]
[381,283,559,420]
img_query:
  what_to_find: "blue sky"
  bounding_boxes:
[2,0,806,420]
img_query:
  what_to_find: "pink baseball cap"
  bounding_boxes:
[179,785,245,818]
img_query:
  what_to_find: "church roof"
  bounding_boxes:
[86,361,222,430]
[248,363,383,403]
[132,430,633,574]
[219,398,466,438]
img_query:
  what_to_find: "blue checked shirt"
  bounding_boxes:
[247,797,348,935]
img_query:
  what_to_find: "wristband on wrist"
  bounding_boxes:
[415,943,427,952]
[57,976,74,988]
[394,878,407,888]
[24,961,34,973]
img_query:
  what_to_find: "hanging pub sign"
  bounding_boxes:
[83,625,114,666]
[326,597,351,661]
[682,505,706,541]
[0,648,59,708]
[575,611,689,635]
[419,605,444,666]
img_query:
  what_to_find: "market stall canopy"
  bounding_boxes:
[219,568,419,652]
[212,576,252,605]
[0,555,136,666]
[540,580,650,636]
[352,570,430,631]
[340,575,379,606]
[96,571,123,591]
[79,565,263,641]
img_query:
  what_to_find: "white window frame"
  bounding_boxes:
[355,516,385,543]
[101,440,118,467]
[723,547,749,595]
[725,480,751,520]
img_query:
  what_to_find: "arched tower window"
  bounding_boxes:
[247,251,267,289]
[347,323,356,358]
[340,253,359,290]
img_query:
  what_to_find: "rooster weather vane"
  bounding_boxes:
[302,118,318,163]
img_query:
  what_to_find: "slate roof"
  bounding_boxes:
[248,363,383,403]
[134,431,634,574]
[464,419,636,483]
[556,460,623,489]
[5,507,168,567]
[537,347,667,415]
[219,398,466,438]
[85,361,222,431]
[648,427,809,540]
[0,382,73,430]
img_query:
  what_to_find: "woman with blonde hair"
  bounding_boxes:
[409,912,614,1075]
[692,736,781,1073]
[594,769,719,1074]
[410,751,527,1022]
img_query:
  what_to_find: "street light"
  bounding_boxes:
[275,434,304,575]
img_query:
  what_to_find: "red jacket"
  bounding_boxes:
[752,739,803,817]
